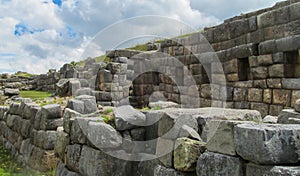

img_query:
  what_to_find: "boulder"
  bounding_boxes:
[234,123,300,164]
[196,152,244,176]
[54,130,70,161]
[114,105,146,131]
[174,138,206,172]
[41,104,61,119]
[4,88,19,96]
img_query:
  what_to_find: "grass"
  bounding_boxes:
[0,144,44,176]
[127,44,148,51]
[19,91,52,100]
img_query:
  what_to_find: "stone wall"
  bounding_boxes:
[0,100,62,172]
[119,0,300,116]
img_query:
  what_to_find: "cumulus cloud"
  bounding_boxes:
[0,0,281,74]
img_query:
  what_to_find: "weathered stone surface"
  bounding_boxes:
[114,105,146,131]
[130,128,145,141]
[248,88,263,102]
[41,104,61,119]
[76,95,98,114]
[257,54,273,66]
[174,138,206,172]
[263,89,272,104]
[282,78,300,90]
[196,152,244,176]
[278,109,300,124]
[63,108,82,134]
[250,102,269,118]
[246,163,300,176]
[135,159,160,176]
[269,64,285,78]
[273,89,291,106]
[66,144,82,173]
[251,67,268,79]
[156,137,174,168]
[66,99,85,114]
[233,88,248,101]
[81,120,123,149]
[154,165,195,176]
[4,88,19,96]
[157,112,198,139]
[234,123,300,164]
[78,145,131,176]
[206,120,253,156]
[55,130,70,162]
[55,161,81,176]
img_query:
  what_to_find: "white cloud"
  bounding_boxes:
[0,0,282,74]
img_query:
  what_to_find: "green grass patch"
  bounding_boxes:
[127,44,148,51]
[0,144,44,176]
[19,91,52,100]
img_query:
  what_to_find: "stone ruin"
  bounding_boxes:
[0,0,300,175]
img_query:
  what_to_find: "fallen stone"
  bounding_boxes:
[278,109,300,124]
[114,105,146,131]
[4,88,19,96]
[234,123,300,164]
[196,152,244,176]
[174,137,206,172]
[263,115,278,124]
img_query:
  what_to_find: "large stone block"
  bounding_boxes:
[63,108,82,134]
[66,144,82,173]
[54,131,70,162]
[257,54,273,66]
[66,99,85,114]
[78,146,132,176]
[251,67,268,79]
[250,103,269,118]
[248,88,263,102]
[81,120,122,149]
[246,163,300,176]
[156,137,174,168]
[174,138,206,172]
[206,120,253,156]
[282,78,300,90]
[196,152,244,176]
[234,123,300,164]
[273,89,291,106]
[41,104,61,119]
[76,95,98,114]
[114,105,146,131]
[55,161,81,176]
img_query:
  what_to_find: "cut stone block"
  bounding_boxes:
[196,152,244,176]
[234,123,300,164]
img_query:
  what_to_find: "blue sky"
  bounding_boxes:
[0,0,280,74]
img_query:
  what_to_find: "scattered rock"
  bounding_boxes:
[4,88,19,96]
[263,115,278,124]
